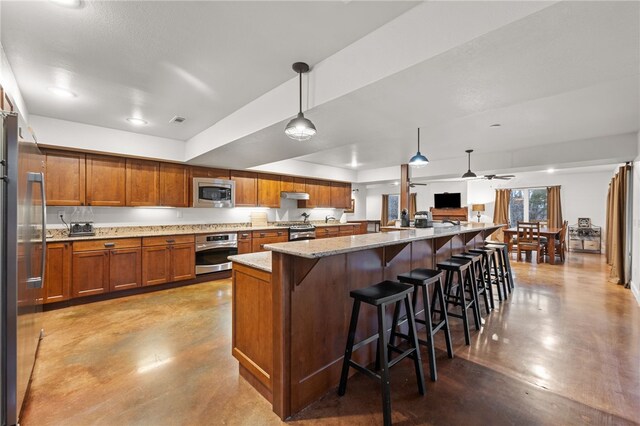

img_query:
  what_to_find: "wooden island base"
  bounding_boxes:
[231,225,501,420]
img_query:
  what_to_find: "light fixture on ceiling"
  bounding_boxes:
[49,0,82,8]
[408,128,429,167]
[284,62,316,141]
[48,86,76,98]
[462,149,477,179]
[126,117,148,126]
[547,168,555,174]
[489,123,501,128]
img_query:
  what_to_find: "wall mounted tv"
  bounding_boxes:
[434,192,461,209]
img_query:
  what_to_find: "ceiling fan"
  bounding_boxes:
[483,174,516,180]
[408,180,427,188]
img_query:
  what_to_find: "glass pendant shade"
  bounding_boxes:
[409,128,429,167]
[285,112,316,141]
[286,62,316,141]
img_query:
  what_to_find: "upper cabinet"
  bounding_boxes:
[330,182,352,209]
[126,159,159,206]
[257,173,281,208]
[281,176,306,193]
[159,163,189,207]
[299,179,331,208]
[191,166,230,180]
[231,171,257,207]
[86,154,126,206]
[45,149,86,206]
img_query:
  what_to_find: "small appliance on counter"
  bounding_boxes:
[69,222,95,237]
[414,211,433,228]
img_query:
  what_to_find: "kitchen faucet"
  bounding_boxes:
[301,212,310,223]
[443,219,461,226]
[325,215,336,223]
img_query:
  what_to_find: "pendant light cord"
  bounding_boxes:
[417,128,420,152]
[298,72,302,114]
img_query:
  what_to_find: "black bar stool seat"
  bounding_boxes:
[394,269,454,381]
[469,247,508,302]
[338,280,425,426]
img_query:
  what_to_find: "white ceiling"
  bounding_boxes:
[1,1,639,178]
[0,1,417,139]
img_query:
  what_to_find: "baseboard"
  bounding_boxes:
[631,280,640,306]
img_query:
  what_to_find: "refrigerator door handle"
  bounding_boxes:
[26,172,46,289]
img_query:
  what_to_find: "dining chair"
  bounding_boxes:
[516,221,542,263]
[544,220,568,263]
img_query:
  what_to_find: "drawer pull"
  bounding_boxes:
[241,233,249,237]
[166,239,176,243]
[104,242,115,248]
[260,233,266,237]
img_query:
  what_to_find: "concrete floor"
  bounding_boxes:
[21,252,640,425]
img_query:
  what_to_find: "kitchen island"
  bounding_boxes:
[229,222,502,420]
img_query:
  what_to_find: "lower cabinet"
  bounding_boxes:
[316,226,339,239]
[251,230,288,252]
[72,238,142,297]
[142,235,195,286]
[44,242,72,304]
[238,232,252,254]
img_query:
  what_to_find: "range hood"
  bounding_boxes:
[281,191,310,200]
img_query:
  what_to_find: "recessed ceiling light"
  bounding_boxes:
[547,168,555,174]
[49,0,82,8]
[127,117,148,126]
[489,123,501,128]
[48,86,76,98]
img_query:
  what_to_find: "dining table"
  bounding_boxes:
[502,226,563,265]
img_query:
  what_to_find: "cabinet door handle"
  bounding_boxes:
[104,242,115,248]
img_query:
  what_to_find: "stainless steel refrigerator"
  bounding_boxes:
[1,112,45,425]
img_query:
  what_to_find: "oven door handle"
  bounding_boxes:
[196,242,238,251]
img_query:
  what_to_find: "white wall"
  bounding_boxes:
[30,115,186,162]
[632,132,640,304]
[467,169,613,228]
[47,198,345,228]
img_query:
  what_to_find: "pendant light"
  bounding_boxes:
[285,62,316,141]
[461,149,477,179]
[409,128,429,167]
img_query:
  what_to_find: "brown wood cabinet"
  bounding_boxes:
[338,225,354,237]
[316,226,339,239]
[299,179,331,208]
[231,171,258,207]
[160,163,189,207]
[72,238,142,297]
[126,159,159,206]
[330,182,352,209]
[238,232,252,254]
[191,166,230,179]
[44,242,72,303]
[430,207,468,222]
[281,176,306,193]
[86,154,126,206]
[251,230,288,252]
[142,235,195,285]
[44,150,86,206]
[257,173,281,208]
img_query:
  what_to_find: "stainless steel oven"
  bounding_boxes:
[195,233,237,274]
[193,178,235,208]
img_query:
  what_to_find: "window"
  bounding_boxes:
[509,188,547,225]
[388,194,399,221]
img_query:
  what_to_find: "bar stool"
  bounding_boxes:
[435,258,479,346]
[485,242,515,292]
[469,247,507,302]
[392,269,454,381]
[452,251,493,314]
[338,280,425,426]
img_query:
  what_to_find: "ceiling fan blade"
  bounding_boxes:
[495,175,516,180]
[483,175,496,180]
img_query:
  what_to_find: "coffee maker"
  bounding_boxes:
[414,211,433,228]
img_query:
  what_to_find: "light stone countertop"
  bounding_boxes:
[263,223,502,259]
[46,221,357,242]
[228,251,272,273]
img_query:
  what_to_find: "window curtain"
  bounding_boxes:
[606,164,631,286]
[409,193,417,219]
[493,189,511,241]
[546,186,563,228]
[381,194,390,226]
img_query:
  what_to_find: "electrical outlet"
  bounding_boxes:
[176,210,183,218]
[57,210,65,218]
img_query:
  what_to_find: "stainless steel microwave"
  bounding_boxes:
[193,178,235,208]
